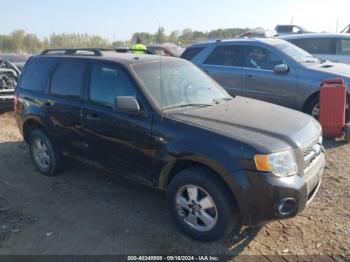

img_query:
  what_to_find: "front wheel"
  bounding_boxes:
[167,166,239,242]
[305,96,320,119]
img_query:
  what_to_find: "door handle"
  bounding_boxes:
[86,113,100,120]
[43,101,53,108]
[244,74,254,80]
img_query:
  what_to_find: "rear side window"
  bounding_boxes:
[50,63,85,99]
[89,64,137,107]
[298,38,335,54]
[205,45,243,67]
[181,47,204,60]
[20,59,57,92]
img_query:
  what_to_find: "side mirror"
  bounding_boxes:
[274,64,289,74]
[114,96,141,114]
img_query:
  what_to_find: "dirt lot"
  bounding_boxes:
[0,110,349,258]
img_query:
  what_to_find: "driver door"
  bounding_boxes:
[82,62,153,184]
[242,45,298,108]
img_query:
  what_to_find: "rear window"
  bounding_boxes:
[50,63,85,99]
[20,59,57,92]
[181,47,204,61]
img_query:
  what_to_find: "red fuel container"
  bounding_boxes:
[319,78,347,137]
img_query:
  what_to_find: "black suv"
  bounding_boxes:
[15,48,325,241]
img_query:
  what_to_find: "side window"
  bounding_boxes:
[89,64,137,107]
[20,59,57,92]
[244,46,283,70]
[336,39,350,55]
[298,38,335,54]
[181,47,204,61]
[204,45,243,67]
[50,62,85,98]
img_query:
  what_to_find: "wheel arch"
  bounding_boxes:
[23,116,46,142]
[302,91,319,113]
[158,158,242,213]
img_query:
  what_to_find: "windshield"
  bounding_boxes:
[133,60,231,110]
[272,41,323,64]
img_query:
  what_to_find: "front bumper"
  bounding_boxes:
[237,152,325,226]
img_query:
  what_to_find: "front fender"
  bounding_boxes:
[153,138,252,220]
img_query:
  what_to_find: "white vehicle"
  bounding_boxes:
[281,33,350,64]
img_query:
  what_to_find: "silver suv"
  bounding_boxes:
[182,38,350,118]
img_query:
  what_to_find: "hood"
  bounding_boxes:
[168,97,321,153]
[306,61,350,80]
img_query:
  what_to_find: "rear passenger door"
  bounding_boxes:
[46,60,87,156]
[200,45,244,96]
[82,62,153,184]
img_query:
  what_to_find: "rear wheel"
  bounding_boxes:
[29,129,62,176]
[167,166,239,241]
[345,123,350,142]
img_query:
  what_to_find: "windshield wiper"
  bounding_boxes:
[302,56,323,64]
[162,103,213,111]
[213,97,232,104]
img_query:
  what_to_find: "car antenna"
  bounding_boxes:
[159,23,164,120]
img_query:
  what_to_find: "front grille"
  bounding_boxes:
[303,140,322,174]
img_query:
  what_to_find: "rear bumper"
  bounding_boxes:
[234,153,325,226]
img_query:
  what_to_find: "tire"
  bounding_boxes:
[167,166,239,242]
[28,129,62,176]
[304,96,320,119]
[345,123,350,142]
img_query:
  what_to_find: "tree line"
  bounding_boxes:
[0,27,250,53]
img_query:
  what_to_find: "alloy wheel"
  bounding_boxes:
[175,185,218,232]
[32,138,51,169]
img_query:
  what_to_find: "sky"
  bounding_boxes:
[1,0,349,41]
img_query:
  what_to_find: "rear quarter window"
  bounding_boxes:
[181,47,204,61]
[50,62,86,99]
[20,59,57,92]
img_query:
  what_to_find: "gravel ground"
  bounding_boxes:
[0,110,349,259]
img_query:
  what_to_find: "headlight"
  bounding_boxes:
[318,135,323,145]
[254,150,298,177]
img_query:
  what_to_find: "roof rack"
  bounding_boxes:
[41,48,106,56]
[40,48,154,56]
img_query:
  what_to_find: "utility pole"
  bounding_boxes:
[336,19,339,32]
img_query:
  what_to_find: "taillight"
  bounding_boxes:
[13,95,19,112]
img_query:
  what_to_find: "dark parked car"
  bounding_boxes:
[181,38,350,119]
[275,25,309,36]
[0,57,22,108]
[147,43,184,57]
[15,48,324,241]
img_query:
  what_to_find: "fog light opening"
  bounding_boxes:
[277,198,296,217]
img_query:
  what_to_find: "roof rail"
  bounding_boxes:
[40,48,105,56]
[40,48,155,56]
